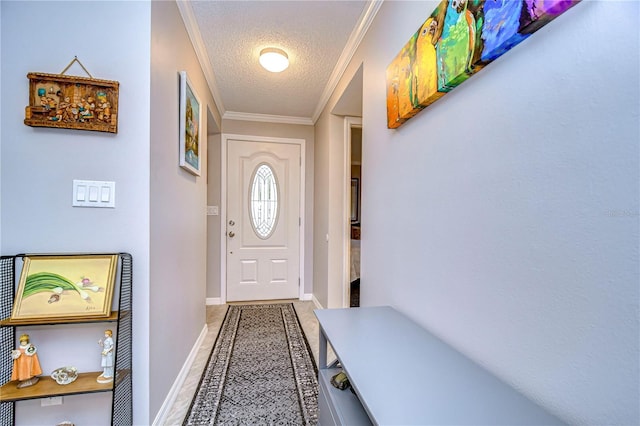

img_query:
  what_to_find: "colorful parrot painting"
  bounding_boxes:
[481,0,530,62]
[397,43,416,119]
[521,0,581,33]
[385,0,581,129]
[386,60,404,129]
[386,32,424,127]
[414,17,445,107]
[437,0,477,92]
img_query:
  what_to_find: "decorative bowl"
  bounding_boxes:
[50,366,78,385]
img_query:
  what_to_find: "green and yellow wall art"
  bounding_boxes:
[386,0,581,129]
[10,254,119,322]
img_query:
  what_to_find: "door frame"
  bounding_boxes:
[343,117,362,308]
[220,133,306,304]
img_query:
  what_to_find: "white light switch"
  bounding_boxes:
[73,180,115,208]
[89,186,98,202]
[76,185,87,201]
[207,206,219,216]
[101,186,110,202]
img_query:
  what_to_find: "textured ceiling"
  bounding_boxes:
[184,0,372,123]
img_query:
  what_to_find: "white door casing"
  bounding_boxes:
[223,135,303,302]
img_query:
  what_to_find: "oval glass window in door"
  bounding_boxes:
[250,163,279,239]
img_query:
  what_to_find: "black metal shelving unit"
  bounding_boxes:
[0,253,132,425]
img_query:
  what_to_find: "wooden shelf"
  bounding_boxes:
[0,311,127,327]
[0,372,117,402]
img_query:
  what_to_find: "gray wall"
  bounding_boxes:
[220,119,315,298]
[316,1,639,424]
[150,1,220,420]
[1,1,152,424]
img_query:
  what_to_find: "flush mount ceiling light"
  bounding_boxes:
[259,48,289,73]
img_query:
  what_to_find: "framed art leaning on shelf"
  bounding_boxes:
[10,254,118,322]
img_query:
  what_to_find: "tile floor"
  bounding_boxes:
[162,300,325,425]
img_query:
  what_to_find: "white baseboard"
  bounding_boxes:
[206,297,222,305]
[312,295,324,310]
[301,293,313,301]
[152,324,208,426]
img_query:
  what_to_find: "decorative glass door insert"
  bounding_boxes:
[250,163,279,239]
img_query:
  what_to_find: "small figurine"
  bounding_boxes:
[102,102,111,122]
[70,103,79,121]
[50,109,63,122]
[97,329,114,383]
[85,96,96,120]
[96,103,104,121]
[11,334,43,389]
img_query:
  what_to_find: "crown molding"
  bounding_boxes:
[176,0,225,124]
[223,111,314,126]
[311,0,383,123]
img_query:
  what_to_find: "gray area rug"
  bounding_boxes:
[184,303,318,425]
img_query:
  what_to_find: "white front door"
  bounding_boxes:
[226,138,301,302]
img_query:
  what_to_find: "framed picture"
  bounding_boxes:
[24,72,119,133]
[11,254,119,322]
[351,178,360,223]
[179,71,202,176]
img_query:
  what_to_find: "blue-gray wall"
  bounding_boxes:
[316,1,639,424]
[1,1,152,424]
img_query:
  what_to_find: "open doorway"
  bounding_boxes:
[332,64,363,309]
[342,116,362,308]
[349,126,362,307]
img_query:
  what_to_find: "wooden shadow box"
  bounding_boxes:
[24,72,119,133]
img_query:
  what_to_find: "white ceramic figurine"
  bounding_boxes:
[97,329,114,383]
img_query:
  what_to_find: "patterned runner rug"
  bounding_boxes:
[183,303,318,425]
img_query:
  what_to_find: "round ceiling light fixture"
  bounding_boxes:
[259,47,289,73]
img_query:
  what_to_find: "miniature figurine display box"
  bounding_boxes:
[24,72,119,133]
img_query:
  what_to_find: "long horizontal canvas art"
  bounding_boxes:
[386,0,581,129]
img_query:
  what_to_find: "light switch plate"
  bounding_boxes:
[73,180,115,208]
[207,206,219,216]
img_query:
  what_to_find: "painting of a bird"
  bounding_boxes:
[414,17,445,107]
[437,0,477,91]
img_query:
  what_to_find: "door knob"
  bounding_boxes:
[228,231,235,238]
